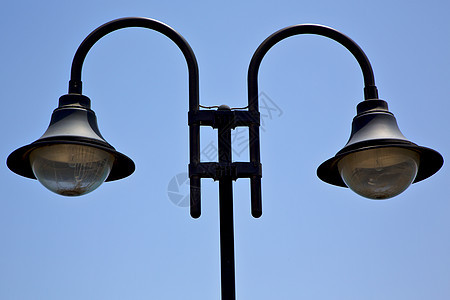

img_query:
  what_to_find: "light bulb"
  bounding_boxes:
[30,144,114,196]
[338,147,420,199]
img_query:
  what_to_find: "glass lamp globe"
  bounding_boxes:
[338,147,420,199]
[30,144,115,196]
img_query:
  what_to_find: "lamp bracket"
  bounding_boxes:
[189,162,262,181]
[188,110,260,128]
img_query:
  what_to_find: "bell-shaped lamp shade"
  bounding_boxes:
[317,99,443,199]
[7,94,135,196]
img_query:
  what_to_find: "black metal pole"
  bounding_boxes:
[219,179,236,300]
[65,18,246,299]
[217,106,236,300]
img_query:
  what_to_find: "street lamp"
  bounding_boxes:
[7,17,443,300]
[247,24,443,200]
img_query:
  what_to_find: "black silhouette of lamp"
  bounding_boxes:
[247,24,443,200]
[7,18,444,300]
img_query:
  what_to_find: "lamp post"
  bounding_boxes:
[7,17,443,300]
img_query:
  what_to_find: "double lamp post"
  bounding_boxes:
[7,17,443,300]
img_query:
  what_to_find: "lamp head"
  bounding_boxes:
[7,94,135,196]
[317,99,443,199]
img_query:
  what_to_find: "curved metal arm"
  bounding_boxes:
[248,24,379,112]
[68,17,199,112]
[246,24,380,217]
[68,17,201,218]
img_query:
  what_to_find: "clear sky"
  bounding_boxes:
[1,0,450,299]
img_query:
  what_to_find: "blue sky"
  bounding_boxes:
[1,0,450,299]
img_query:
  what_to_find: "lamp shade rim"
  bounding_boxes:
[7,137,135,182]
[317,140,443,188]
